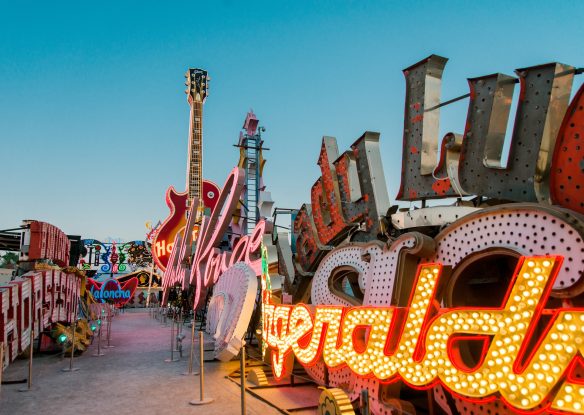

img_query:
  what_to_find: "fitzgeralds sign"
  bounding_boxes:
[87,277,138,307]
[263,256,584,414]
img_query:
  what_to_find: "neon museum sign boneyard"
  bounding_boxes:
[259,55,584,414]
[162,54,584,413]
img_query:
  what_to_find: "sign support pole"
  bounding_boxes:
[146,261,154,308]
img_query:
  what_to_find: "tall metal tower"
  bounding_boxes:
[234,110,271,235]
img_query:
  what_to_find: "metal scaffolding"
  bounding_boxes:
[234,111,269,235]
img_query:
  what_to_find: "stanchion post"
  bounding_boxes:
[174,312,181,352]
[62,320,80,372]
[165,314,179,362]
[189,331,213,405]
[182,319,198,376]
[93,318,104,357]
[0,341,3,395]
[18,327,35,392]
[105,307,115,348]
[240,339,246,415]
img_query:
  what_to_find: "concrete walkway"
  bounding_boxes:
[0,311,283,415]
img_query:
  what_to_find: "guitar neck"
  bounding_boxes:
[187,100,203,206]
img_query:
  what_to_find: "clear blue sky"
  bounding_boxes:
[1,1,583,241]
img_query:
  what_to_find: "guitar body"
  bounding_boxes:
[153,180,220,271]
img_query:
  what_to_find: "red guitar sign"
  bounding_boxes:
[152,68,220,271]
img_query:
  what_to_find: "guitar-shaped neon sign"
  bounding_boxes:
[152,68,220,271]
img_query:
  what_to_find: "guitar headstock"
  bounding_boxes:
[185,68,209,103]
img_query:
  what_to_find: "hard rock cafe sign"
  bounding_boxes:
[260,54,584,415]
[162,166,265,308]
[162,166,267,361]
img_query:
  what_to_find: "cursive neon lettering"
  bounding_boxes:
[263,256,584,413]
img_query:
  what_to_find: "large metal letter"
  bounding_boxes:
[310,137,354,245]
[458,63,574,201]
[397,55,464,201]
[293,204,330,274]
[334,131,390,241]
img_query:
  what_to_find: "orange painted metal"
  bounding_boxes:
[550,83,584,215]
